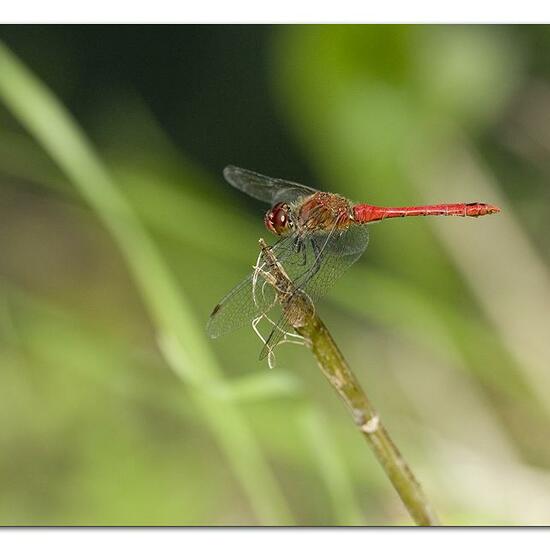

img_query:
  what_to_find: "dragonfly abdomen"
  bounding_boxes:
[353,202,501,224]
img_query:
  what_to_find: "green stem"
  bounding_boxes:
[297,315,439,526]
[258,239,439,526]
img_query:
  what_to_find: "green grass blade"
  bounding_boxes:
[300,406,365,525]
[0,41,293,525]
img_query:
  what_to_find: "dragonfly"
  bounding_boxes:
[207,165,500,363]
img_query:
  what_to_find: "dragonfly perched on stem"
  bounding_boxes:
[207,166,500,365]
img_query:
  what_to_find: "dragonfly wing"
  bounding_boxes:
[207,220,370,359]
[206,237,299,338]
[301,223,370,300]
[224,165,318,205]
[207,273,263,339]
[258,224,370,361]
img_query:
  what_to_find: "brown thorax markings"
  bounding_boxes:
[294,192,353,234]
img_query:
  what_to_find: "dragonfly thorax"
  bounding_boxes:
[264,202,294,235]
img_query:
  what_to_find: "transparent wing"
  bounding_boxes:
[207,220,370,360]
[300,223,370,299]
[259,224,370,359]
[206,237,299,338]
[223,165,319,205]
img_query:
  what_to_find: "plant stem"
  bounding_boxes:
[258,239,439,526]
[297,315,439,526]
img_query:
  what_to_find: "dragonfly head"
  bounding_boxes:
[265,202,293,236]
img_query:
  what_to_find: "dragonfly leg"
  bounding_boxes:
[292,238,307,267]
[309,238,323,278]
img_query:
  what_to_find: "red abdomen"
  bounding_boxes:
[353,202,500,223]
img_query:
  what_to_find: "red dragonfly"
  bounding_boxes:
[207,166,500,361]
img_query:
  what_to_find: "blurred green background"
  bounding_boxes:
[0,25,549,526]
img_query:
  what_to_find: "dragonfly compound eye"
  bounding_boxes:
[264,202,292,235]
